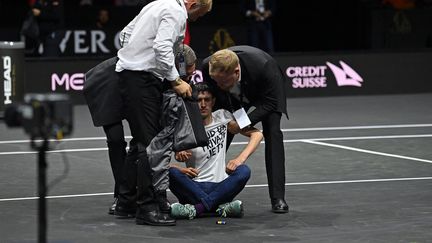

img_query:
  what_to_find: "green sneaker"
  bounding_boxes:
[216,200,244,218]
[170,203,196,220]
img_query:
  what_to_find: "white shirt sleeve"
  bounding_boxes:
[115,0,187,78]
[153,10,184,81]
[222,109,235,121]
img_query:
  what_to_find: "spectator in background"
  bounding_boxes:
[95,8,110,29]
[240,0,275,53]
[32,0,63,57]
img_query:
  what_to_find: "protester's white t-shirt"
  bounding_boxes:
[185,109,234,183]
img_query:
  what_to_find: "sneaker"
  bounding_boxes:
[216,200,244,218]
[170,203,196,220]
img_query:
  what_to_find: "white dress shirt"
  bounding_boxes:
[115,0,187,81]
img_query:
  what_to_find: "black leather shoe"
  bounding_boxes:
[135,204,176,226]
[271,198,289,213]
[108,198,118,215]
[155,190,171,214]
[114,200,136,218]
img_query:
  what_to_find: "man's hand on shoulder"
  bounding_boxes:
[171,77,192,98]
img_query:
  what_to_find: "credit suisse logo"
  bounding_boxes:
[286,61,363,89]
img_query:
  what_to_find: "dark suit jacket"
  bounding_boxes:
[83,57,125,127]
[201,45,288,126]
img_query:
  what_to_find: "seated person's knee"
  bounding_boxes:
[235,164,251,181]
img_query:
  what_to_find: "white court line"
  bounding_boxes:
[1,123,432,144]
[0,192,113,202]
[0,136,134,144]
[1,134,432,156]
[303,140,432,164]
[287,134,432,142]
[0,148,109,155]
[281,123,432,132]
[1,177,431,202]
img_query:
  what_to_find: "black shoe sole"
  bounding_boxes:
[271,208,289,214]
[114,211,136,218]
[135,218,176,226]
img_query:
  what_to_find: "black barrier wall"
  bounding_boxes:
[24,50,432,104]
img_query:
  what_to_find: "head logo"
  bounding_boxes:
[3,56,12,104]
[326,61,363,87]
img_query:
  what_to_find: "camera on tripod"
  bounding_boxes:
[4,93,73,139]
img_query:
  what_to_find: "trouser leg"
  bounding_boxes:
[202,164,251,210]
[136,143,155,205]
[118,70,176,225]
[103,122,127,198]
[117,144,138,207]
[117,70,163,206]
[262,112,285,200]
[168,167,209,205]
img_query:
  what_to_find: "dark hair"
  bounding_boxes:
[193,82,214,97]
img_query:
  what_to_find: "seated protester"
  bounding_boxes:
[169,82,263,219]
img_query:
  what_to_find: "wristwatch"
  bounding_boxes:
[170,77,182,86]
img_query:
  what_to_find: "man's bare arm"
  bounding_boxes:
[226,124,263,174]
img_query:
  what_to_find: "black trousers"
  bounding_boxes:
[118,70,164,206]
[261,112,285,200]
[227,111,285,200]
[103,122,127,198]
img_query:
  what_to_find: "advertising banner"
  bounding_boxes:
[0,42,25,113]
[276,50,432,97]
[25,58,101,104]
[23,50,432,105]
[35,26,246,58]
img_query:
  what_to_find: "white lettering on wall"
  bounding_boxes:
[91,30,110,53]
[3,56,12,104]
[74,30,89,54]
[286,65,328,89]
